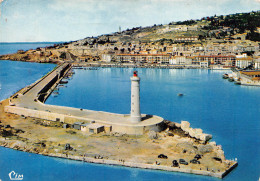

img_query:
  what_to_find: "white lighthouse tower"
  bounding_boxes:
[130,71,141,123]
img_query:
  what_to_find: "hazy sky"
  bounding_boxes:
[0,0,259,42]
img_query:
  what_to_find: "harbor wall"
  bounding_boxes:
[240,78,260,86]
[4,105,94,124]
[43,152,237,179]
[4,105,165,135]
[5,106,66,122]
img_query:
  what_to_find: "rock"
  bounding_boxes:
[193,129,203,139]
[209,141,216,146]
[175,123,181,128]
[189,128,196,137]
[181,121,190,131]
[198,144,213,154]
[194,129,203,134]
[167,122,176,129]
[200,134,212,142]
[148,131,158,139]
[167,132,174,136]
[216,150,225,160]
[194,134,201,140]
[216,145,222,150]
[176,142,197,153]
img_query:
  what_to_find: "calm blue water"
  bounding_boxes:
[0,43,260,181]
[0,42,62,55]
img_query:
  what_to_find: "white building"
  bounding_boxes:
[236,57,253,68]
[254,57,260,69]
[102,54,113,62]
[169,56,192,65]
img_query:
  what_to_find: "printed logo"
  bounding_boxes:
[8,171,23,180]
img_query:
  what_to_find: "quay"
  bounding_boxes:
[44,152,238,179]
[4,63,165,135]
[71,62,229,70]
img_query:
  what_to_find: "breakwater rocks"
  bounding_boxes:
[165,121,226,161]
[179,121,212,143]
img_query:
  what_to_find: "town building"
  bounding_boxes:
[169,56,192,65]
[236,57,253,68]
[116,54,171,64]
[192,55,236,67]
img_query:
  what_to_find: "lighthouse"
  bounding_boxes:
[130,71,141,123]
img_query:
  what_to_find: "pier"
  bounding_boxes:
[4,63,164,135]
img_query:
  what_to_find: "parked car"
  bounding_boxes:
[179,159,188,165]
[158,154,168,159]
[213,157,222,162]
[194,154,202,160]
[190,159,200,164]
[172,160,179,167]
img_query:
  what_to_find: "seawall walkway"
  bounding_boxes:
[5,63,164,135]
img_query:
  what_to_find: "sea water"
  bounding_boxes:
[0,43,259,181]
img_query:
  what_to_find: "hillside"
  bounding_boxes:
[0,10,259,63]
[77,10,260,45]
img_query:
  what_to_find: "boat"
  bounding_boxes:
[228,77,234,82]
[86,67,99,70]
[60,80,68,84]
[53,91,59,95]
[178,93,184,96]
[222,73,229,79]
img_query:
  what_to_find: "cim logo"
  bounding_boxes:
[8,171,23,180]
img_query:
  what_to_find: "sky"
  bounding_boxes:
[0,0,259,42]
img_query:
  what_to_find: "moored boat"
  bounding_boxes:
[222,73,229,79]
[228,77,234,82]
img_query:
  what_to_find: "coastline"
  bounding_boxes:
[0,57,232,70]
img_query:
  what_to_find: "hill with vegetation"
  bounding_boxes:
[76,10,260,45]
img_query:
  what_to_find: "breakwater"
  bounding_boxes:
[4,63,165,135]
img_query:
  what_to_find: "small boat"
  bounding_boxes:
[60,80,68,84]
[234,78,241,85]
[86,67,99,70]
[53,91,59,95]
[222,73,229,79]
[178,93,184,96]
[228,77,234,82]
